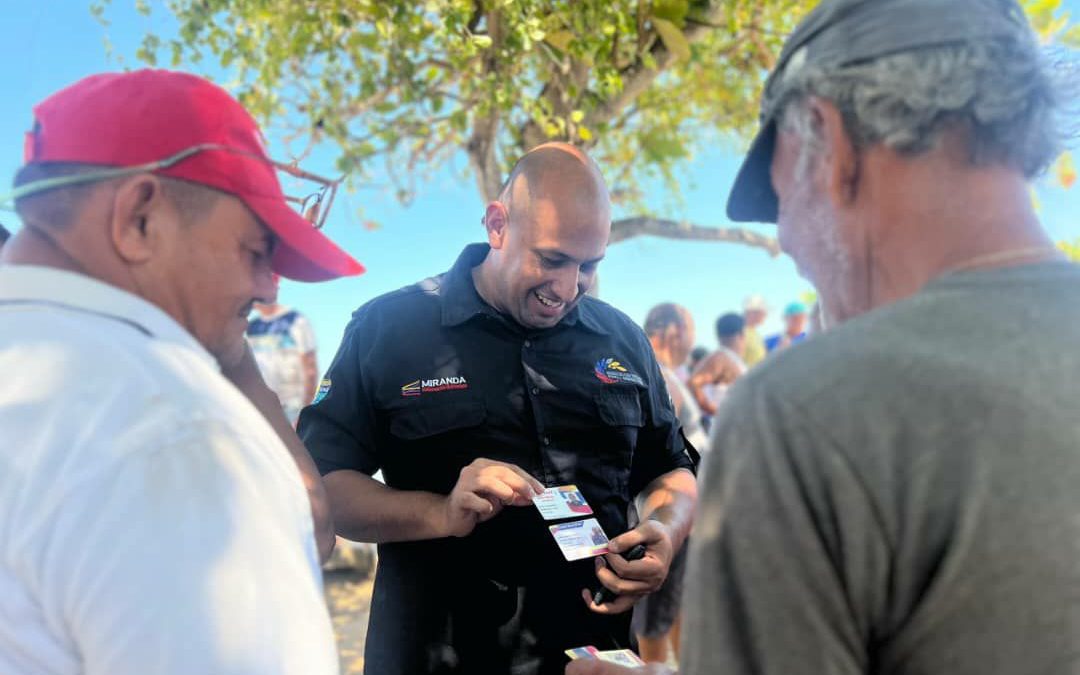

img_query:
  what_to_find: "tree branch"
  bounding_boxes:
[610,215,780,256]
[584,2,728,131]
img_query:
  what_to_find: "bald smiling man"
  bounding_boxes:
[300,143,698,674]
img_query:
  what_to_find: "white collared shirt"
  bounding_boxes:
[0,266,338,675]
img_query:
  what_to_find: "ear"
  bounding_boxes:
[806,96,860,210]
[483,202,510,250]
[108,174,169,265]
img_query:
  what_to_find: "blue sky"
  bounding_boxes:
[3,2,1078,370]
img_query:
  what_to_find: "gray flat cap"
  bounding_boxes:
[726,0,1034,223]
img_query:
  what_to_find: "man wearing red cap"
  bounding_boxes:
[0,70,362,674]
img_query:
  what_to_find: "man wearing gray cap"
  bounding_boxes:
[569,0,1080,674]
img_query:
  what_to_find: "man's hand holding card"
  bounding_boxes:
[531,485,675,615]
[442,458,544,538]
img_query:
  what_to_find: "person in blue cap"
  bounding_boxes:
[764,301,809,352]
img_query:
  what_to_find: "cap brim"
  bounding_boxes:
[726,120,779,224]
[245,193,365,282]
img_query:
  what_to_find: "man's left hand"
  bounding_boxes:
[581,518,673,615]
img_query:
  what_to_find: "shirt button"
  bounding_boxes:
[524,340,532,348]
[542,436,551,446]
[530,387,539,395]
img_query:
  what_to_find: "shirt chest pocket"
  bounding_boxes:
[595,391,645,428]
[547,391,644,496]
[383,399,489,493]
[389,398,488,440]
[590,391,645,458]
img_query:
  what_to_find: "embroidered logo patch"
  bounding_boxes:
[401,376,469,397]
[313,378,332,404]
[594,358,644,386]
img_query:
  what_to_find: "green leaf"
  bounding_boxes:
[472,35,493,49]
[1058,239,1080,261]
[544,30,574,52]
[1061,23,1080,47]
[652,17,691,61]
[651,0,690,27]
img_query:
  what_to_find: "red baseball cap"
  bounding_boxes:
[23,69,364,282]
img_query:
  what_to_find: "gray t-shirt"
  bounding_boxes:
[684,262,1080,675]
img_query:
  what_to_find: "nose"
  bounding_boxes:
[549,266,581,302]
[254,267,279,304]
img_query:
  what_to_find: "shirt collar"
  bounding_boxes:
[439,243,608,335]
[440,244,497,328]
[0,265,218,369]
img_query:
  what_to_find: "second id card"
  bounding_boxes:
[564,646,644,668]
[548,518,610,561]
[595,649,646,667]
[533,485,594,520]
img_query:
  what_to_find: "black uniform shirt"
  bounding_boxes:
[300,244,695,673]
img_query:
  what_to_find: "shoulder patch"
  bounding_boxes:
[312,378,332,404]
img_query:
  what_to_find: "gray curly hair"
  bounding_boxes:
[776,35,1062,178]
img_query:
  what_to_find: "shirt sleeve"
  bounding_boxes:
[628,331,697,497]
[40,419,338,675]
[680,376,889,675]
[299,309,381,476]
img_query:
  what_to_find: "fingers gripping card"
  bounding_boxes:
[533,485,594,520]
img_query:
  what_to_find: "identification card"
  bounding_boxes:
[564,646,600,660]
[533,485,594,520]
[548,518,610,561]
[595,649,646,667]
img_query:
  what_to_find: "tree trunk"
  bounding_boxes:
[466,5,505,203]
